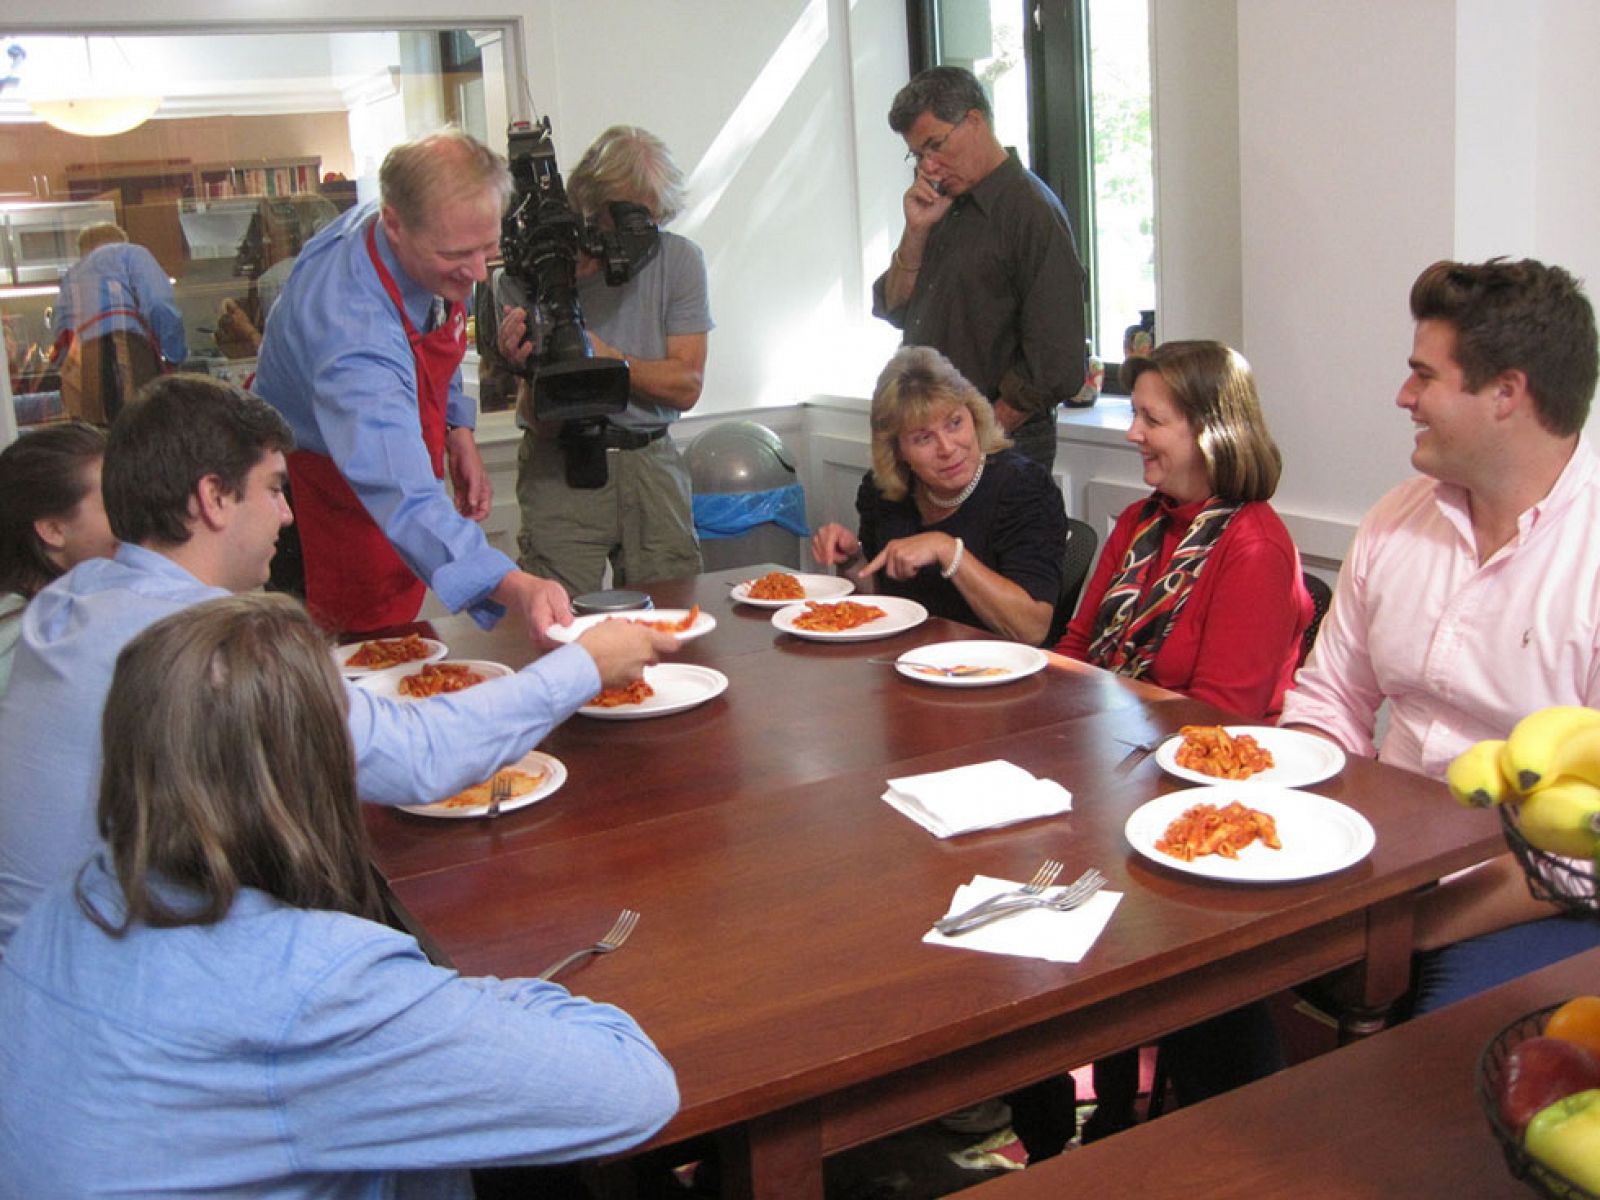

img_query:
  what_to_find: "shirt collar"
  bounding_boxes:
[371,210,436,330]
[959,151,1023,217]
[1429,438,1596,546]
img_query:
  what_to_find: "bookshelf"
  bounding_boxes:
[65,156,323,206]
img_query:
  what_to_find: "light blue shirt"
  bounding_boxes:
[52,242,188,364]
[0,859,677,1198]
[0,542,599,952]
[252,201,516,626]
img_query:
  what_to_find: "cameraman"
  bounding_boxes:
[498,126,712,596]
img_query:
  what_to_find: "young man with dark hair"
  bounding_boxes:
[1282,257,1600,1010]
[0,374,674,952]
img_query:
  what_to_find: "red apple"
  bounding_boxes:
[1500,1036,1600,1135]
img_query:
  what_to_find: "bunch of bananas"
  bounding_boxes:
[1448,707,1600,857]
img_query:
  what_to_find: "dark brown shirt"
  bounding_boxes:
[873,154,1087,419]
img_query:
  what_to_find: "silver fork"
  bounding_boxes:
[535,910,640,982]
[937,868,1108,936]
[933,860,1064,932]
[484,772,511,819]
[1113,736,1164,776]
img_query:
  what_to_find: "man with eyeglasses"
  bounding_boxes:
[874,65,1086,470]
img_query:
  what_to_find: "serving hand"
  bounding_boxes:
[810,523,860,568]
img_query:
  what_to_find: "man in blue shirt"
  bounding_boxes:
[254,128,571,639]
[0,373,675,952]
[52,222,187,426]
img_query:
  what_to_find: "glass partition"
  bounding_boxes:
[0,26,513,431]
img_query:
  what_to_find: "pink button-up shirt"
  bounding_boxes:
[1281,442,1600,780]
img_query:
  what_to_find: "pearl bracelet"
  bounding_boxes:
[941,536,965,579]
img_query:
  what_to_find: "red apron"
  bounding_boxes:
[289,220,466,634]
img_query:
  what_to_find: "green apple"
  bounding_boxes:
[1525,1087,1600,1191]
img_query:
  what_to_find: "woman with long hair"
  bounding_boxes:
[1058,339,1312,715]
[0,420,115,694]
[0,593,677,1197]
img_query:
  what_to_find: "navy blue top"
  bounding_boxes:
[855,448,1067,631]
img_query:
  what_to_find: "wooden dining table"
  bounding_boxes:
[963,946,1600,1198]
[359,564,1505,1200]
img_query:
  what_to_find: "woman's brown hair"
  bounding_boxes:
[1125,340,1282,504]
[80,593,384,933]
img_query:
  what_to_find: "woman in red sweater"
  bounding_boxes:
[1061,340,1310,1140]
[1057,340,1311,718]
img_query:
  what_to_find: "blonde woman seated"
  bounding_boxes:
[1058,339,1311,716]
[0,594,677,1197]
[812,346,1067,644]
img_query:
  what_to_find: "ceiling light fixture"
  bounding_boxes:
[28,38,162,137]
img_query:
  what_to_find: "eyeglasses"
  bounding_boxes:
[904,113,967,166]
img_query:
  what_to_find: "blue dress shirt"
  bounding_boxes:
[0,858,677,1197]
[0,543,599,952]
[52,242,188,364]
[252,202,516,626]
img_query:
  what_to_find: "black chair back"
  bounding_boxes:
[1300,571,1333,666]
[1048,518,1099,646]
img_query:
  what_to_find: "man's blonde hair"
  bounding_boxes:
[379,127,511,230]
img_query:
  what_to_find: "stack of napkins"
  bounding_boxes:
[926,874,1122,963]
[882,760,1072,838]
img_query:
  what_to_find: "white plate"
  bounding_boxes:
[398,751,566,819]
[579,664,729,719]
[1125,784,1376,883]
[894,640,1049,687]
[730,572,856,608]
[544,608,717,644]
[770,596,929,642]
[1154,725,1347,788]
[334,636,446,677]
[356,659,514,700]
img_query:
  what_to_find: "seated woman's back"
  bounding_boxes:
[0,594,676,1198]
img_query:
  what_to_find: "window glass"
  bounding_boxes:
[1087,0,1154,363]
[0,27,511,430]
[933,0,1031,167]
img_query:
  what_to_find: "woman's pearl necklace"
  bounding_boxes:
[923,457,985,509]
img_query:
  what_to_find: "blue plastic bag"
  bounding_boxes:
[692,484,808,540]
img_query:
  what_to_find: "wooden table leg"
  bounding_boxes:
[717,1105,825,1200]
[1339,894,1417,1044]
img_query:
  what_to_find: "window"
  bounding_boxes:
[0,26,515,433]
[906,0,1155,389]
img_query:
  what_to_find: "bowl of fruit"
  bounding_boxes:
[1478,996,1600,1198]
[1449,707,1600,917]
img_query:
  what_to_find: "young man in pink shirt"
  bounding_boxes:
[1282,257,1600,1011]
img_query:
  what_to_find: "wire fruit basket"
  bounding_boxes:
[1477,1002,1600,1200]
[1500,808,1600,918]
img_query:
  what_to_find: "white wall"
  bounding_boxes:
[1229,0,1600,547]
[1150,0,1242,350]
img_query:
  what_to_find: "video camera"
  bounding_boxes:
[500,117,660,423]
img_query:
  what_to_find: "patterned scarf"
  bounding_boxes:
[1084,495,1241,679]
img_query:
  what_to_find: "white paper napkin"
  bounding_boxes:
[924,874,1122,963]
[882,760,1073,838]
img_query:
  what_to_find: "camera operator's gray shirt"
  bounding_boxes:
[507,232,712,434]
